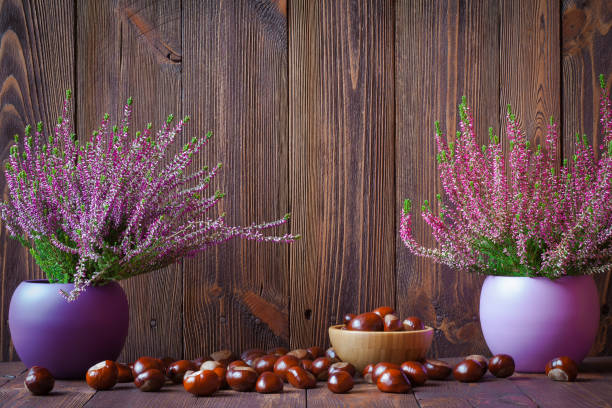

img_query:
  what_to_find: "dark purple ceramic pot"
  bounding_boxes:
[8,280,129,379]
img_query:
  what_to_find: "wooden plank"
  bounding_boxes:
[416,377,537,408]
[395,0,498,357]
[307,380,420,408]
[288,0,396,348]
[500,0,561,150]
[84,382,304,408]
[76,0,183,362]
[561,0,612,357]
[0,361,25,388]
[116,0,183,362]
[511,374,612,408]
[0,371,94,408]
[0,0,74,361]
[182,0,291,357]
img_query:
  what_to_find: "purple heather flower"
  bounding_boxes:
[400,76,612,278]
[0,91,300,301]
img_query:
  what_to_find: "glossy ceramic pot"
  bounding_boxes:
[9,280,129,379]
[480,275,599,372]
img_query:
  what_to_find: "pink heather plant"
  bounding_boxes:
[400,75,612,278]
[0,91,299,301]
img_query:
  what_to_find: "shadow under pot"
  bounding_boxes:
[9,280,129,379]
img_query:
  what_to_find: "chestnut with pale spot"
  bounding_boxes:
[545,356,578,382]
[134,369,165,392]
[86,360,118,390]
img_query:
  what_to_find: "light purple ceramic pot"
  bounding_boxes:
[8,280,129,379]
[480,275,599,373]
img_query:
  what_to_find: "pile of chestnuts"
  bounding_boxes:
[22,343,580,396]
[342,306,425,331]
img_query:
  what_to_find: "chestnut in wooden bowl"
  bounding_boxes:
[328,324,434,372]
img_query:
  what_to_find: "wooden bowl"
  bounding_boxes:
[328,325,434,372]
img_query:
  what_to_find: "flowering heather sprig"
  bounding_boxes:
[0,91,300,300]
[400,75,612,278]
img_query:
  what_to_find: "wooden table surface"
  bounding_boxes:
[0,357,611,407]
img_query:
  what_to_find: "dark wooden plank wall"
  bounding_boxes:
[0,0,610,362]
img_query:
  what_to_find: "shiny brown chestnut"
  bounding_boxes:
[466,354,488,376]
[287,349,309,360]
[211,350,237,366]
[273,355,300,382]
[132,356,164,378]
[307,346,324,360]
[86,360,118,390]
[300,359,313,373]
[183,370,220,396]
[286,366,317,389]
[400,361,427,386]
[254,355,278,374]
[424,359,452,380]
[191,356,210,367]
[372,362,401,383]
[311,357,332,381]
[24,366,54,396]
[167,360,198,384]
[376,368,411,393]
[545,356,578,382]
[384,314,404,331]
[241,349,266,361]
[228,360,249,369]
[244,351,267,368]
[329,362,356,378]
[372,306,395,318]
[346,312,384,332]
[200,360,223,371]
[255,372,284,393]
[362,364,375,383]
[325,347,341,362]
[116,363,134,383]
[226,366,258,391]
[267,347,289,357]
[453,359,484,383]
[342,313,356,325]
[200,361,227,388]
[327,371,354,393]
[134,369,165,392]
[402,316,424,331]
[160,357,175,372]
[489,354,515,378]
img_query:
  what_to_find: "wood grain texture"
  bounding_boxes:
[395,0,498,358]
[307,380,420,408]
[561,0,612,357]
[1,0,612,363]
[0,361,24,387]
[83,383,305,408]
[500,0,561,150]
[0,372,95,408]
[0,0,73,361]
[76,0,184,363]
[115,0,183,363]
[182,0,291,358]
[288,0,396,349]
